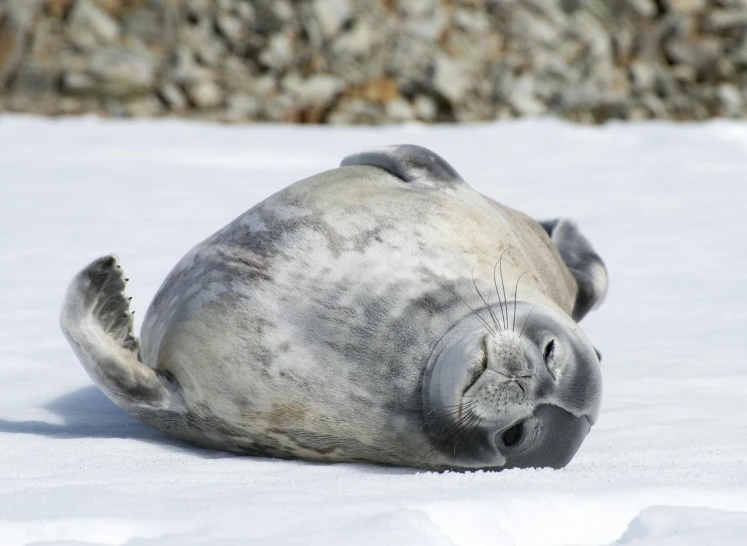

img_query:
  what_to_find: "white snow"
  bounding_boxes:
[1,115,746,546]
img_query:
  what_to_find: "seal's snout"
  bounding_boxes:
[485,333,534,379]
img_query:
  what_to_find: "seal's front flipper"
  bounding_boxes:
[540,219,608,322]
[60,255,174,414]
[341,145,464,188]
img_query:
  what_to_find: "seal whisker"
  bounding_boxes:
[422,403,478,424]
[462,299,495,336]
[430,400,478,413]
[493,250,510,330]
[512,271,530,332]
[472,270,502,332]
[499,248,511,330]
[433,399,478,410]
[451,412,482,464]
[443,411,479,459]
[418,404,481,464]
[518,303,539,341]
[416,412,475,465]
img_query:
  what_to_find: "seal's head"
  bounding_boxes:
[423,301,602,470]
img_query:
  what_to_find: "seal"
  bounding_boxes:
[60,145,608,470]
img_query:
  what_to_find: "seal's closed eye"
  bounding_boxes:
[340,144,464,187]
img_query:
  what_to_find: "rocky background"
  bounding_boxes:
[2,0,747,124]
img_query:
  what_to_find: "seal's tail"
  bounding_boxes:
[60,255,174,416]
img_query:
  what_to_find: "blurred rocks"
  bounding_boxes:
[3,0,747,123]
[62,46,155,96]
[67,0,120,49]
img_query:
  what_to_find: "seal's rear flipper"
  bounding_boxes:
[341,145,464,188]
[60,255,174,414]
[540,219,608,322]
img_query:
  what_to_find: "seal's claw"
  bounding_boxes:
[78,255,139,352]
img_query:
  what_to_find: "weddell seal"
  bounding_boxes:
[60,145,608,471]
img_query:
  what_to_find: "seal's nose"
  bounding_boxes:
[485,333,534,378]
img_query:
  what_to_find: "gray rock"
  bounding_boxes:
[505,76,547,116]
[630,61,657,92]
[672,64,696,83]
[185,0,211,17]
[665,37,721,73]
[655,71,680,98]
[385,97,416,122]
[259,33,295,70]
[194,37,227,67]
[413,95,438,121]
[159,82,187,112]
[433,55,470,104]
[220,56,255,91]
[11,63,60,95]
[102,98,130,117]
[332,21,375,57]
[186,80,223,109]
[85,46,156,97]
[223,93,260,122]
[235,2,256,22]
[127,96,164,118]
[283,74,345,106]
[327,98,386,125]
[121,3,170,45]
[452,9,491,33]
[262,93,297,122]
[512,10,559,47]
[706,9,747,31]
[253,75,278,98]
[629,0,657,17]
[397,0,439,17]
[575,11,612,60]
[67,0,120,49]
[249,2,285,33]
[216,13,244,48]
[169,46,213,86]
[628,105,651,120]
[0,1,43,91]
[640,94,667,117]
[180,17,221,60]
[405,10,448,41]
[272,0,295,22]
[664,0,706,14]
[716,83,743,117]
[61,72,96,94]
[313,0,352,39]
[57,96,88,115]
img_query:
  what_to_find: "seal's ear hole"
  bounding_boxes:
[594,346,602,363]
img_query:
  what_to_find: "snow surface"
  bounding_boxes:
[1,115,746,546]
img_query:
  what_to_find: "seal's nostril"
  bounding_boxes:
[543,339,556,363]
